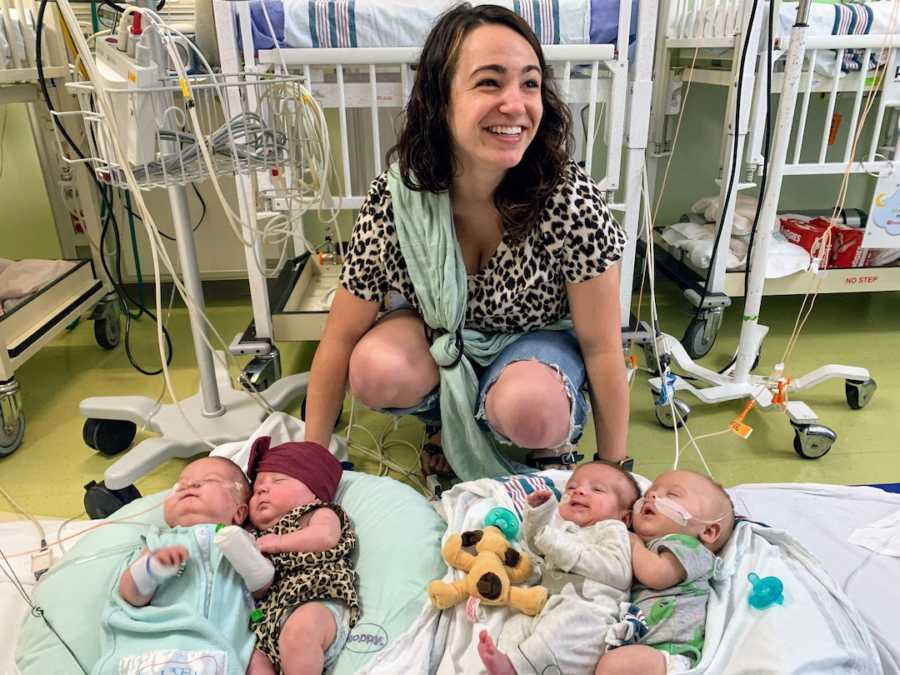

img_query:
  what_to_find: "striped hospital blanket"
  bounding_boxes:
[247,0,601,50]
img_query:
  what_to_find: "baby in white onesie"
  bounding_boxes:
[479,462,641,675]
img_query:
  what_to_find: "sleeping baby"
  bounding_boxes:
[217,437,360,675]
[100,456,256,675]
[595,469,735,675]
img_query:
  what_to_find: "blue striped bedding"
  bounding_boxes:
[245,0,635,50]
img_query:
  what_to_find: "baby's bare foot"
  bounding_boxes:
[478,630,516,675]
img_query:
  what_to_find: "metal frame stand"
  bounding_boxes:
[648,0,877,459]
[80,187,315,491]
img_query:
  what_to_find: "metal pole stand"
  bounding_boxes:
[79,184,340,517]
[647,0,877,460]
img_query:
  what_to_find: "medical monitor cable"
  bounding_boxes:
[0,546,90,675]
[35,0,177,376]
[55,2,283,434]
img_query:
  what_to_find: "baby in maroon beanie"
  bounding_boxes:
[241,436,360,675]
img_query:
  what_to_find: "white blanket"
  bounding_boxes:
[1,518,95,675]
[0,259,78,316]
[361,473,885,675]
[730,483,900,674]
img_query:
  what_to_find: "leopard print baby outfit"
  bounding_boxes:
[340,160,627,333]
[252,502,359,672]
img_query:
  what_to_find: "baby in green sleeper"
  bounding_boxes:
[595,470,736,675]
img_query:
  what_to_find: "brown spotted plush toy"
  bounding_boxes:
[428,525,548,617]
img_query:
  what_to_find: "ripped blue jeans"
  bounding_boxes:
[380,330,589,449]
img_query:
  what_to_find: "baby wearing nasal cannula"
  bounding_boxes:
[596,470,735,675]
[479,467,735,675]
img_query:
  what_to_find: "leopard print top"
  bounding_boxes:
[339,161,627,333]
[252,503,359,672]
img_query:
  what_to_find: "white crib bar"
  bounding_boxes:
[560,61,571,103]
[368,64,380,174]
[1,0,21,69]
[335,64,351,197]
[400,63,411,105]
[585,61,599,175]
[844,51,869,164]
[791,50,817,165]
[666,0,750,41]
[867,84,889,163]
[818,49,843,164]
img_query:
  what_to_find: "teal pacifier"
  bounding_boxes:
[484,507,520,541]
[747,572,784,609]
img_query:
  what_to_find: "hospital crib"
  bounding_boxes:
[647,0,900,359]
[0,0,120,456]
[205,0,659,392]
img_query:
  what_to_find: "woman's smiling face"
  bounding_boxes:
[446,23,544,179]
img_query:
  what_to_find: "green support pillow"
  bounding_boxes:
[15,472,446,675]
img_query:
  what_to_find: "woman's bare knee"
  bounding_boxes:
[348,312,437,408]
[484,361,571,448]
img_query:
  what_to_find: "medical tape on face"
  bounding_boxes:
[130,551,181,596]
[635,496,727,526]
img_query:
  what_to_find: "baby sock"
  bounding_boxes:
[129,551,181,596]
[214,525,275,592]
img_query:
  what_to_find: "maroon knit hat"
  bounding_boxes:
[246,436,342,503]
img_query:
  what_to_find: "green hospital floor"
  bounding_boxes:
[1,279,898,519]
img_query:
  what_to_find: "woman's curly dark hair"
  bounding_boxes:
[386,3,573,244]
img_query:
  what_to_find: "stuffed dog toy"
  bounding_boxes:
[427,525,548,616]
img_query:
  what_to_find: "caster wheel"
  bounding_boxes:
[655,398,690,429]
[845,378,876,410]
[682,317,717,359]
[299,396,343,430]
[84,480,141,519]
[94,304,121,350]
[83,418,137,456]
[0,409,25,456]
[792,423,837,459]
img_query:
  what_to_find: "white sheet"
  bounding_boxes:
[363,476,891,674]
[729,483,900,674]
[1,518,95,675]
[5,482,899,674]
[0,259,78,316]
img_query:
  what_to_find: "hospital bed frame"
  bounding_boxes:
[647,0,900,359]
[211,0,660,390]
[0,0,119,456]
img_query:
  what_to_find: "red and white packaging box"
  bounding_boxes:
[830,226,878,268]
[779,216,832,259]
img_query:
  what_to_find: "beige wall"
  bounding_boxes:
[0,103,60,261]
[0,86,879,267]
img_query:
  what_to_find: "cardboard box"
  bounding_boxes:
[831,226,878,268]
[779,217,832,259]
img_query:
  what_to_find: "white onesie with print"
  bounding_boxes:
[496,498,632,675]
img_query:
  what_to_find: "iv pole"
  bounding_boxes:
[649,0,878,459]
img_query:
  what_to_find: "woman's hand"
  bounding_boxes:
[527,489,553,508]
[256,534,283,554]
